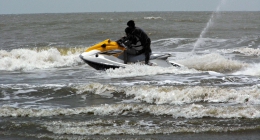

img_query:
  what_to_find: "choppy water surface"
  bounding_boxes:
[0,12,260,139]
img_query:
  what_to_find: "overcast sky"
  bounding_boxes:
[0,0,259,14]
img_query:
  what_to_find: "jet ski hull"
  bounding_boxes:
[79,54,121,70]
[80,57,120,70]
[80,53,182,70]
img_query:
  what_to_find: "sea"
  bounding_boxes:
[0,11,260,140]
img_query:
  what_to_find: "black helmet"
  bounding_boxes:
[127,20,135,28]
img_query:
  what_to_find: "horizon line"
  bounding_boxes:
[1,10,259,15]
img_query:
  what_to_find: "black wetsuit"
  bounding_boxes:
[127,27,151,64]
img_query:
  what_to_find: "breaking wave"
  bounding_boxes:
[76,83,260,105]
[176,53,247,72]
[0,47,84,71]
[1,103,260,118]
[1,83,260,117]
[233,63,260,76]
[105,64,199,78]
[42,119,260,135]
[231,47,260,56]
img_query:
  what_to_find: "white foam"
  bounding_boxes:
[41,119,260,135]
[221,47,260,56]
[176,53,247,72]
[144,17,163,20]
[233,47,260,56]
[76,83,120,95]
[76,83,260,105]
[13,89,38,95]
[1,103,260,119]
[207,71,224,76]
[0,48,82,71]
[124,85,260,105]
[105,63,199,78]
[232,63,260,76]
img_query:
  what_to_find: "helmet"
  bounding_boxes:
[127,20,135,28]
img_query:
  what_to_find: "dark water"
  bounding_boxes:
[0,12,260,139]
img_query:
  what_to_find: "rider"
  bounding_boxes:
[124,20,151,65]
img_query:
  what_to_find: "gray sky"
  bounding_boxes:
[0,0,259,14]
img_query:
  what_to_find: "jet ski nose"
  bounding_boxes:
[79,54,84,61]
[79,53,84,57]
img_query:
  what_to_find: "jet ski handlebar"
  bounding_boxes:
[116,37,132,49]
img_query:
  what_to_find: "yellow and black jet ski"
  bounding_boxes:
[79,39,182,70]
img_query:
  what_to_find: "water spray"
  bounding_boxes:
[192,0,227,53]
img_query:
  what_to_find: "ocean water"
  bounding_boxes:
[0,12,260,140]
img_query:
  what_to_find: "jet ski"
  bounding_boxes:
[79,38,182,70]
